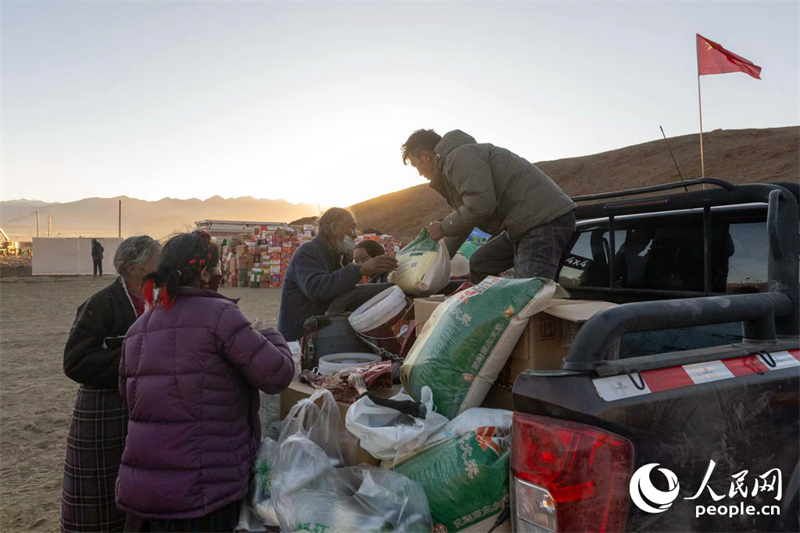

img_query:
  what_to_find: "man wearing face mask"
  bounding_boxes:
[277,207,398,342]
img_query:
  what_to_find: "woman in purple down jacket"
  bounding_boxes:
[116,231,294,532]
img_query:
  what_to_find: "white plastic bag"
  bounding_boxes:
[278,388,358,468]
[271,433,433,532]
[428,407,513,445]
[345,386,449,461]
[389,228,451,296]
[245,438,279,527]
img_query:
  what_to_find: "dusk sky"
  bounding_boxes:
[2,1,798,208]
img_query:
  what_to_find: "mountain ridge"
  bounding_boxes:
[3,126,796,242]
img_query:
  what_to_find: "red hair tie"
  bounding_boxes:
[159,286,175,312]
[142,279,156,310]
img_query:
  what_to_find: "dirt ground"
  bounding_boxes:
[0,255,32,278]
[0,275,283,532]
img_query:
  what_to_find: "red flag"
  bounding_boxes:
[697,34,762,79]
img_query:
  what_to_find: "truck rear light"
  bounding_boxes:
[510,412,633,533]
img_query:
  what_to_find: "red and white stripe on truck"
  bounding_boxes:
[593,349,800,401]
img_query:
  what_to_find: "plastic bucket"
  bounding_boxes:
[318,353,382,375]
[348,286,412,356]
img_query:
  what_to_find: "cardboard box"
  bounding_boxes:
[413,295,447,335]
[235,245,247,255]
[412,296,616,383]
[279,380,403,466]
[481,386,514,410]
[503,300,618,379]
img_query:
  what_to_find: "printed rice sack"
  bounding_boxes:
[392,426,510,533]
[389,228,451,296]
[401,277,562,419]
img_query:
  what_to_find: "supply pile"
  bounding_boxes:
[220,226,401,289]
[250,233,617,532]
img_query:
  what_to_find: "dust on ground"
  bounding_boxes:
[0,275,282,532]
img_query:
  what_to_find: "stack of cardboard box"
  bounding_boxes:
[220,228,403,289]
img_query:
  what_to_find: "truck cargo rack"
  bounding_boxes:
[562,181,799,371]
[571,177,734,203]
[566,183,798,318]
[562,292,793,371]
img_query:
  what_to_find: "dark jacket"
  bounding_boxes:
[278,236,362,342]
[91,241,104,260]
[432,130,576,242]
[63,277,137,389]
[117,287,294,519]
[369,272,389,284]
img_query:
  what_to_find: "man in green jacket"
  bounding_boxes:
[402,129,576,282]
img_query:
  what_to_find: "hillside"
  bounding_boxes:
[349,126,799,243]
[0,196,319,241]
[3,127,796,243]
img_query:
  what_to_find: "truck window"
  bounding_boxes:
[564,211,771,294]
[725,221,769,293]
[559,228,624,289]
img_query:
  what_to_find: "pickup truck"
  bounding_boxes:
[316,178,798,533]
[509,179,799,532]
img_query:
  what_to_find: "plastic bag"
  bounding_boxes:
[278,388,358,468]
[234,504,266,533]
[245,438,279,527]
[271,433,433,532]
[392,426,511,533]
[402,277,563,419]
[389,228,451,296]
[428,407,512,445]
[345,386,449,461]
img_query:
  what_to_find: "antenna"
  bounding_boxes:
[660,126,688,193]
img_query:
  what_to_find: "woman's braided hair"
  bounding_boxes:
[142,231,219,312]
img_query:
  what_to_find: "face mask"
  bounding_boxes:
[342,236,356,255]
[205,274,223,292]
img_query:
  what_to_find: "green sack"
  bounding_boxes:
[402,277,561,419]
[393,427,510,532]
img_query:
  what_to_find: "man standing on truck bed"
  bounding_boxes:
[402,129,577,282]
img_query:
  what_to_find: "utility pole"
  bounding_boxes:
[118,200,122,238]
[36,211,40,238]
[48,213,52,237]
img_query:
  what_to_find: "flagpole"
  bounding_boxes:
[697,74,705,179]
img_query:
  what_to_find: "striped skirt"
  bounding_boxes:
[61,386,128,533]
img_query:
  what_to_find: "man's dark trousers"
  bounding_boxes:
[93,259,103,276]
[470,210,576,283]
